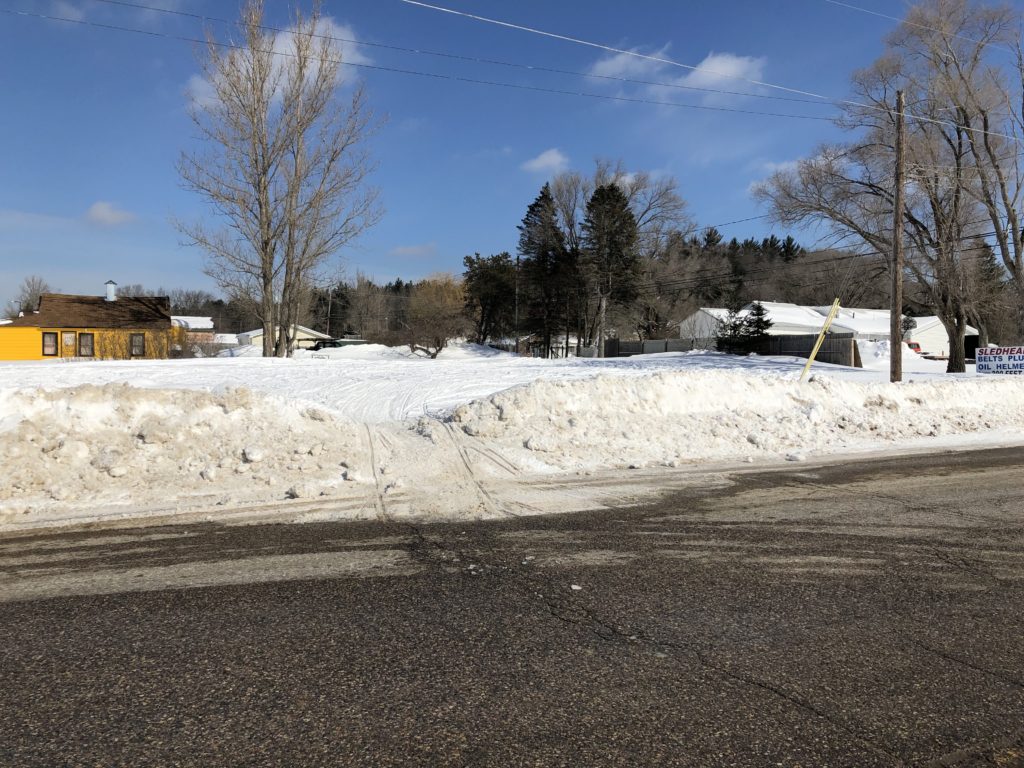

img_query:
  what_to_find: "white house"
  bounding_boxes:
[681,302,844,338]
[237,325,332,347]
[680,303,978,356]
[904,316,977,356]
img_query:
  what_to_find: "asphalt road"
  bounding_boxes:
[1,448,1023,767]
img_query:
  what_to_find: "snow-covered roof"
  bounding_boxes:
[910,315,979,336]
[171,315,215,331]
[812,306,891,337]
[238,324,332,342]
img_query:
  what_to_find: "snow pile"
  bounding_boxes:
[452,371,1024,471]
[0,384,364,521]
[1,348,1023,531]
[857,340,955,373]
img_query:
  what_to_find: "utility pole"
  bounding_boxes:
[890,90,905,384]
[514,254,520,355]
[325,286,333,338]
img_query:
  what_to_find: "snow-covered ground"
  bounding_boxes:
[0,343,1020,532]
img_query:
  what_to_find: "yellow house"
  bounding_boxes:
[0,282,175,361]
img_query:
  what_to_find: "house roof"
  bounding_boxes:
[238,324,332,341]
[5,294,171,330]
[909,315,979,336]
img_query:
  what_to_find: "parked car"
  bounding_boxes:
[311,339,345,351]
[906,341,923,354]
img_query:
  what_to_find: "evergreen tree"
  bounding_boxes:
[462,252,516,345]
[581,183,640,356]
[779,235,803,262]
[716,302,773,354]
[742,301,773,339]
[715,309,748,354]
[518,184,569,357]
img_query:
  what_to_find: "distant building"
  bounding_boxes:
[236,325,332,348]
[0,281,173,361]
[679,302,976,354]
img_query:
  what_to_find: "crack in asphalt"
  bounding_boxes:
[395,521,909,766]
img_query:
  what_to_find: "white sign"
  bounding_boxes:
[976,346,1024,375]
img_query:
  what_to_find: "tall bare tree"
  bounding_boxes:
[178,0,380,357]
[4,275,51,319]
[754,0,1019,371]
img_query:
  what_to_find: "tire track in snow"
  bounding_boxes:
[467,445,521,477]
[442,423,516,518]
[363,425,390,523]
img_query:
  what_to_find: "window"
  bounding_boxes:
[62,332,76,351]
[42,332,58,356]
[130,333,145,357]
[78,333,94,357]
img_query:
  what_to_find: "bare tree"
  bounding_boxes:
[178,0,380,357]
[401,274,467,358]
[347,273,389,337]
[4,275,51,319]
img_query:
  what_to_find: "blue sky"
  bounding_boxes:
[0,0,990,308]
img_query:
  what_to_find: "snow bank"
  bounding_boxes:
[1,348,1022,531]
[0,384,364,523]
[452,371,1024,471]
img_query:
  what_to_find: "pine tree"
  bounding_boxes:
[742,301,773,339]
[715,309,748,354]
[518,184,569,357]
[581,183,639,357]
[462,252,516,345]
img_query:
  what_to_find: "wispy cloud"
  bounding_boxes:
[186,16,371,109]
[184,74,218,109]
[51,0,86,22]
[0,209,71,230]
[50,0,184,26]
[86,201,135,227]
[388,242,438,258]
[521,148,569,174]
[588,47,767,105]
[588,44,672,80]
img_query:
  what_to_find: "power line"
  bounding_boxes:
[0,6,836,121]
[400,0,1024,145]
[632,225,1004,295]
[820,0,1018,57]
[85,0,832,107]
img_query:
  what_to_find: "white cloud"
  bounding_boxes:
[272,17,372,69]
[588,45,671,80]
[678,52,766,92]
[760,159,798,175]
[51,1,86,22]
[185,17,370,109]
[85,202,135,227]
[389,242,438,258]
[184,74,218,109]
[521,148,569,175]
[588,47,767,106]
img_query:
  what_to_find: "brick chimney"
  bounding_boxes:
[105,280,117,302]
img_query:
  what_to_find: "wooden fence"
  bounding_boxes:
[604,333,860,368]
